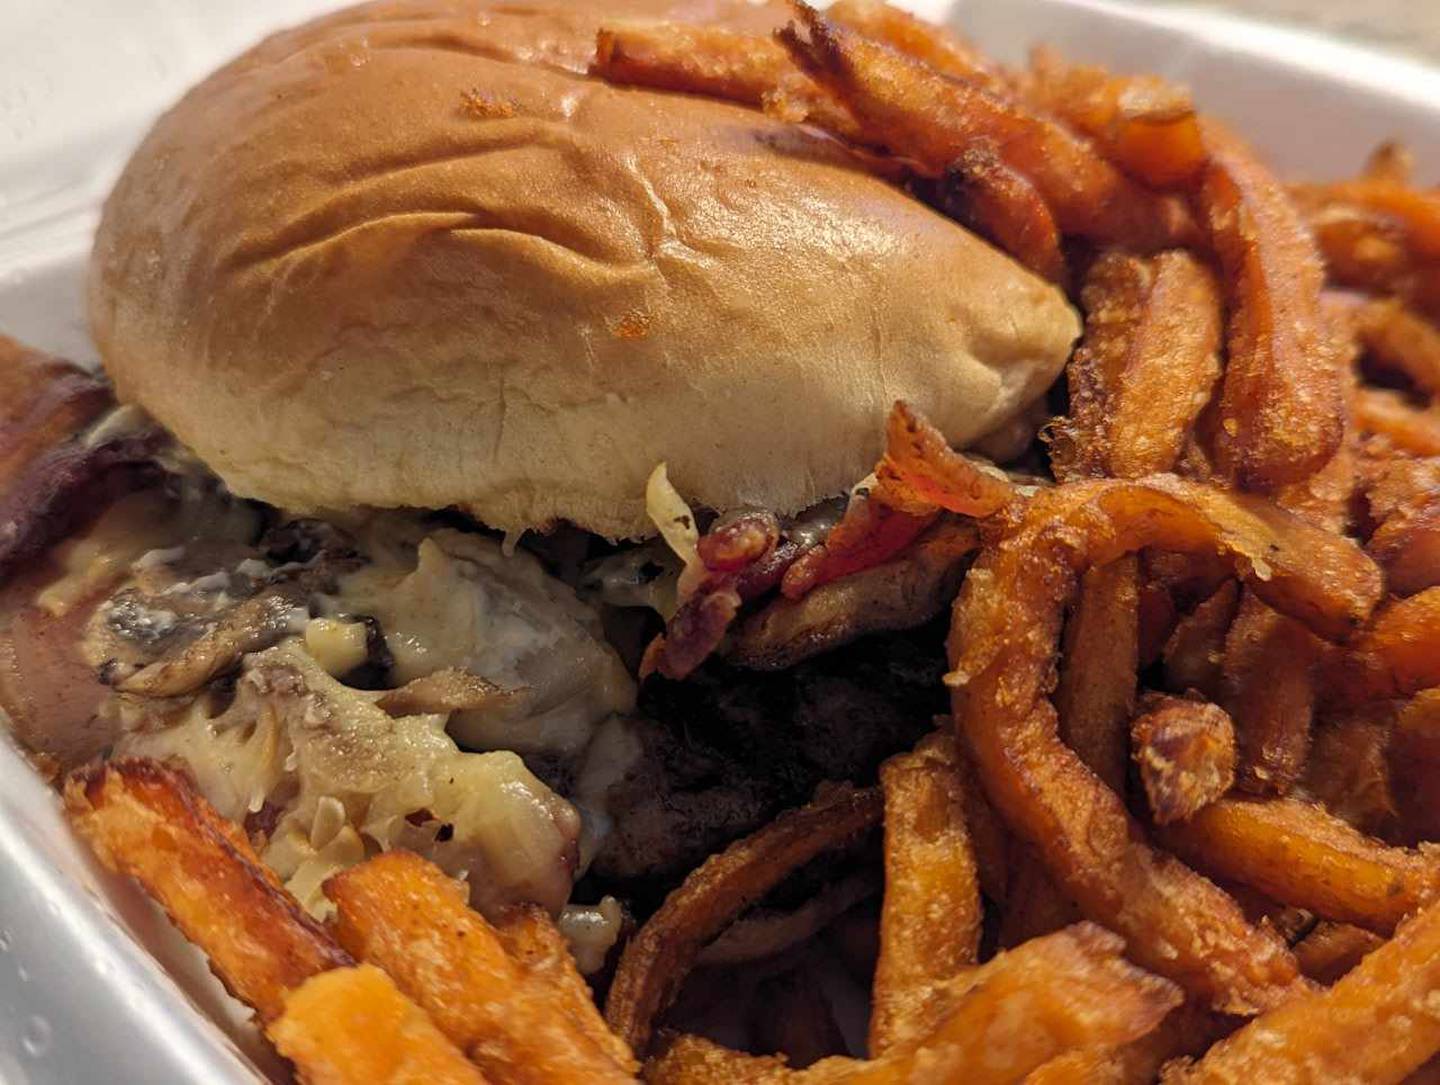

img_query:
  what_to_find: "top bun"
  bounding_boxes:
[90,0,1078,539]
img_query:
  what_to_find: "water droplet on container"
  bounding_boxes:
[16,966,28,983]
[0,930,13,952]
[20,1016,50,1059]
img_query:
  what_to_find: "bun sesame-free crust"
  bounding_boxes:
[90,0,1078,538]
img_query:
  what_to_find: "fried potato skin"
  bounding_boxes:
[325,852,633,1085]
[1200,124,1343,491]
[869,731,980,1056]
[1161,797,1440,935]
[1165,900,1440,1084]
[778,6,1191,250]
[1131,693,1236,824]
[270,965,489,1085]
[64,759,350,1022]
[605,783,881,1055]
[948,476,1382,1010]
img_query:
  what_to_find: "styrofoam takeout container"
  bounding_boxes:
[1,0,1438,1080]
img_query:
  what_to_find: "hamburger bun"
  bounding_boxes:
[89,0,1079,539]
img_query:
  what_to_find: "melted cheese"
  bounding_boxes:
[332,528,635,757]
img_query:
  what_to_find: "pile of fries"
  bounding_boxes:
[54,1,1440,1082]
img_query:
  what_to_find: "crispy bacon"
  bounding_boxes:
[0,337,162,582]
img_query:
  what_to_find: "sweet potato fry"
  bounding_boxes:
[1391,690,1440,843]
[325,852,633,1084]
[1219,593,1321,795]
[777,5,1192,250]
[493,905,639,1074]
[1050,250,1223,483]
[1166,899,1440,1084]
[1054,557,1139,792]
[1371,502,1440,595]
[1024,47,1208,189]
[825,0,1011,91]
[1298,180,1440,261]
[592,24,863,142]
[1200,123,1343,491]
[1355,388,1440,456]
[1024,1003,1221,1085]
[1162,580,1240,700]
[948,475,1382,1010]
[654,924,1180,1084]
[1365,140,1415,185]
[1161,797,1440,934]
[64,758,351,1023]
[940,144,1066,282]
[870,731,980,1056]
[1131,693,1236,824]
[998,850,1083,949]
[605,783,881,1054]
[1302,705,1398,837]
[1329,586,1440,706]
[270,965,489,1085]
[1291,922,1383,985]
[1359,297,1440,398]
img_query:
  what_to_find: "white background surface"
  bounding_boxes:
[1,1,1439,1082]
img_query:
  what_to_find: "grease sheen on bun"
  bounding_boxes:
[90,0,1079,539]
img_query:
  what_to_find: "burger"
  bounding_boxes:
[0,0,1076,971]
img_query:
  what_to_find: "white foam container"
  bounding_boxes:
[1,1,1437,1080]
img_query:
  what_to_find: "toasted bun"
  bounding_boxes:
[90,0,1078,539]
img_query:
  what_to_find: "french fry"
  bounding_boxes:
[1329,586,1440,706]
[493,905,639,1074]
[270,965,489,1085]
[1054,558,1139,792]
[940,144,1067,282]
[652,924,1179,1084]
[777,5,1192,250]
[325,852,633,1085]
[1024,48,1208,189]
[869,731,980,1056]
[1161,797,1440,935]
[605,783,881,1054]
[1291,922,1384,985]
[1162,580,1240,700]
[1200,123,1343,491]
[1131,693,1236,825]
[1166,899,1440,1084]
[1390,690,1440,843]
[1358,297,1440,398]
[948,472,1382,1010]
[64,759,351,1023]
[826,0,1011,91]
[592,24,863,142]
